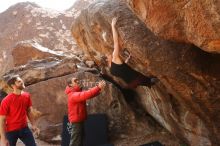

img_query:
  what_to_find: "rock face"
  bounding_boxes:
[2,57,79,87]
[2,0,220,145]
[71,0,220,145]
[0,1,171,144]
[25,74,71,143]
[126,0,220,53]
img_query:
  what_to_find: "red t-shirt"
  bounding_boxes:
[0,92,32,132]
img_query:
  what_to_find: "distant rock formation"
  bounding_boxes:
[0,1,82,76]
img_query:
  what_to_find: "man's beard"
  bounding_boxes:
[78,82,83,90]
[17,84,25,90]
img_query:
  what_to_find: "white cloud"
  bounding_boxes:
[0,0,76,13]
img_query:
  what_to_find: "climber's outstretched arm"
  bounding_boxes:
[111,18,123,64]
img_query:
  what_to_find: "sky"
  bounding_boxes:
[0,0,77,13]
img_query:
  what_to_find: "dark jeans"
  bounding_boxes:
[69,122,84,146]
[6,127,36,146]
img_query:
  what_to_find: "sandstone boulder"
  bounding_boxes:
[126,0,220,53]
[71,0,220,145]
[1,57,79,88]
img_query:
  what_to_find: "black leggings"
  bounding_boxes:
[127,75,152,88]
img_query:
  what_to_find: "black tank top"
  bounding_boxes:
[110,62,142,83]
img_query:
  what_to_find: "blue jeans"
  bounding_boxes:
[6,127,36,146]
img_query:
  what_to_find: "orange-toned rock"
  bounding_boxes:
[126,0,220,53]
[25,75,71,143]
[71,0,220,145]
[2,57,79,86]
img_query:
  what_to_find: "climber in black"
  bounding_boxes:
[106,17,158,89]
